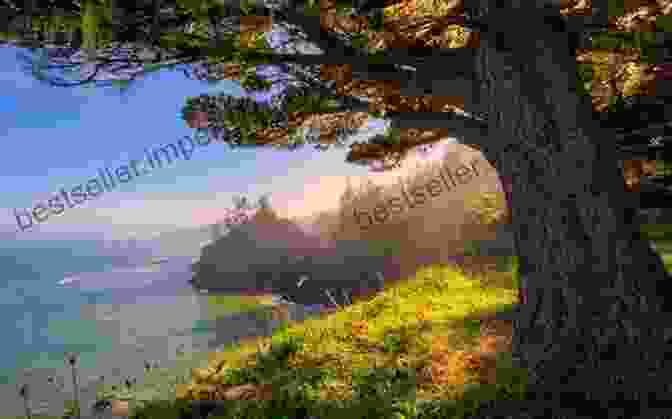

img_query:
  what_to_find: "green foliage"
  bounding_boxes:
[382,333,403,353]
[219,365,260,386]
[37,262,527,419]
[240,69,274,91]
[205,295,264,320]
[387,127,403,144]
[286,94,341,115]
[244,337,306,382]
[175,0,225,20]
[216,336,308,389]
[81,0,100,53]
[459,318,482,340]
[607,0,625,19]
[369,109,387,119]
[303,0,321,16]
[62,399,81,418]
[589,31,661,64]
[351,32,370,50]
[240,0,260,16]
[656,15,672,32]
[129,399,193,419]
[509,255,520,289]
[285,126,307,148]
[576,63,594,98]
[369,126,402,147]
[641,224,672,241]
[605,93,629,114]
[77,0,114,52]
[494,255,517,273]
[159,30,213,51]
[350,366,417,402]
[367,12,386,32]
[223,106,276,144]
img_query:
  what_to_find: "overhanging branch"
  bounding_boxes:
[399,75,481,115]
[388,111,489,147]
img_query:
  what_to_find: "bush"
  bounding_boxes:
[351,366,417,402]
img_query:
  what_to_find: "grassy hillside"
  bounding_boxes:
[203,294,275,321]
[110,224,672,419]
[96,253,527,419]
[5,223,672,419]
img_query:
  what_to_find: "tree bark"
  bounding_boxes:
[461,2,672,416]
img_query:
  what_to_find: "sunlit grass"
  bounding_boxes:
[7,222,672,419]
[152,258,527,418]
[203,294,273,320]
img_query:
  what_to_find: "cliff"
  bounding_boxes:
[189,209,333,293]
[189,212,390,305]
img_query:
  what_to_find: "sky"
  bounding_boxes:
[0,44,480,241]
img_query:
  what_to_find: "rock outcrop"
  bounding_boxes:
[189,206,388,306]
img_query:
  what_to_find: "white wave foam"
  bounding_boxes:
[58,276,80,285]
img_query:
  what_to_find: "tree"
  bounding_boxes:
[192,192,330,292]
[445,4,672,416]
[192,4,672,414]
[10,0,672,415]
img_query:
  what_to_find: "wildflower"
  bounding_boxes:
[416,304,432,322]
[350,319,368,337]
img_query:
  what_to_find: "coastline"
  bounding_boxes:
[0,256,238,418]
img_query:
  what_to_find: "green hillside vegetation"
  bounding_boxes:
[641,223,672,272]
[109,255,527,419]
[204,294,274,320]
[3,223,672,419]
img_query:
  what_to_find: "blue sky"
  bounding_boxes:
[0,44,472,241]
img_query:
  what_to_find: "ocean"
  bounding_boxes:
[0,240,288,417]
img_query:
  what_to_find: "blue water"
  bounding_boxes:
[0,240,203,386]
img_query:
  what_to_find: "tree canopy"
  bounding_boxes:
[5,0,671,175]
[7,0,672,415]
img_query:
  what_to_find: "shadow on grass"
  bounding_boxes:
[11,223,672,419]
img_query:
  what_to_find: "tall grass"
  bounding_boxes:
[128,258,528,419]
[5,185,670,417]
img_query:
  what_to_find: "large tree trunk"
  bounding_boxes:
[462,2,672,416]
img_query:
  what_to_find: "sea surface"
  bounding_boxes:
[0,240,292,417]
